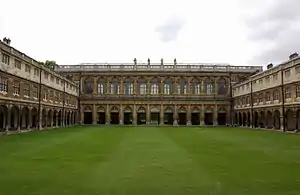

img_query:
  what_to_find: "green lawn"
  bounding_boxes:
[0,126,300,195]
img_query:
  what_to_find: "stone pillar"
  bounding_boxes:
[133,78,137,95]
[56,112,59,128]
[62,111,65,127]
[38,107,43,130]
[200,104,204,125]
[119,105,123,125]
[187,105,191,125]
[146,104,150,125]
[173,77,178,95]
[44,111,48,129]
[133,104,137,125]
[120,77,124,95]
[80,107,84,125]
[93,76,98,94]
[160,104,164,125]
[106,78,110,94]
[173,105,178,126]
[17,106,21,131]
[146,79,150,95]
[186,77,191,95]
[106,105,110,124]
[280,115,284,132]
[160,79,164,95]
[27,108,32,130]
[6,105,11,132]
[213,105,218,126]
[92,104,97,124]
[214,77,218,95]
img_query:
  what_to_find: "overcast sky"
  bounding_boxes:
[1,0,299,67]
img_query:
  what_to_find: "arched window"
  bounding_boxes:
[190,78,201,95]
[138,77,147,95]
[218,78,227,95]
[97,77,106,95]
[273,90,279,100]
[150,77,160,95]
[124,78,133,95]
[110,77,119,94]
[177,77,187,94]
[84,78,93,94]
[164,78,172,95]
[204,78,213,95]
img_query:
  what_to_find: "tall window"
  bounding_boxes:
[150,77,160,95]
[139,84,147,94]
[259,93,263,102]
[218,78,227,95]
[273,90,279,101]
[25,64,31,73]
[13,81,20,95]
[190,78,201,95]
[0,76,8,93]
[1,53,10,65]
[24,84,30,97]
[124,78,133,95]
[33,86,38,98]
[177,78,186,94]
[43,90,48,100]
[246,96,250,104]
[204,79,213,95]
[14,59,21,69]
[164,78,172,95]
[110,78,119,94]
[266,92,271,101]
[137,78,147,95]
[97,78,106,95]
[285,87,291,98]
[34,68,39,76]
[296,86,300,98]
[84,78,93,94]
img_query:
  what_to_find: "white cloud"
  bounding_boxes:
[0,0,273,66]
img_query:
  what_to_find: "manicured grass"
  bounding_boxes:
[0,126,300,195]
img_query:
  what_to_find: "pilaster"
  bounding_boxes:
[146,104,150,124]
[160,104,164,125]
[119,105,124,125]
[92,104,97,124]
[106,105,110,124]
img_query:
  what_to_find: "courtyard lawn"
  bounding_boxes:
[0,127,300,195]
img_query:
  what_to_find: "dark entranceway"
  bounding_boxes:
[98,112,105,124]
[150,113,159,125]
[110,113,119,124]
[178,113,187,125]
[164,113,173,125]
[84,112,92,124]
[137,113,146,125]
[218,113,226,126]
[204,113,213,125]
[124,113,132,125]
[254,112,258,127]
[191,113,200,125]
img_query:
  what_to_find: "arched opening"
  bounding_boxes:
[123,107,133,125]
[178,106,187,125]
[297,110,300,130]
[274,110,280,130]
[20,107,29,129]
[218,108,227,126]
[0,105,8,131]
[150,106,160,125]
[238,113,242,126]
[53,110,57,127]
[266,111,273,129]
[191,107,200,125]
[242,113,247,126]
[286,110,295,131]
[42,109,47,128]
[204,107,213,125]
[137,77,147,95]
[247,112,251,127]
[47,110,53,127]
[163,77,173,95]
[177,78,186,95]
[150,77,160,95]
[97,106,106,124]
[204,78,213,95]
[31,107,38,128]
[10,106,19,130]
[124,78,134,95]
[84,78,93,94]
[164,107,173,125]
[190,78,201,95]
[110,106,119,124]
[253,112,258,127]
[67,111,70,126]
[84,106,93,124]
[259,111,265,128]
[110,77,120,95]
[58,110,62,126]
[97,77,106,95]
[137,107,146,125]
[218,78,227,95]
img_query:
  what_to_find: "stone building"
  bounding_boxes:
[233,53,300,131]
[56,58,262,126]
[0,38,79,133]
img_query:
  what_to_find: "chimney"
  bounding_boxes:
[2,37,11,45]
[289,52,299,60]
[267,63,273,69]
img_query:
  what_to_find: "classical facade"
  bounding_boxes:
[233,53,300,131]
[0,38,79,133]
[56,59,262,126]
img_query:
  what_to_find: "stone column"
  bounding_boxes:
[56,112,59,128]
[27,108,32,130]
[93,76,98,94]
[213,105,218,126]
[62,111,65,127]
[92,104,97,124]
[44,111,48,129]
[106,78,110,94]
[214,77,218,95]
[147,79,150,95]
[280,115,284,132]
[187,105,191,125]
[186,77,191,95]
[173,77,178,95]
[120,77,124,95]
[17,106,21,131]
[119,105,124,125]
[200,104,204,125]
[160,104,164,125]
[173,105,178,126]
[38,107,43,130]
[160,79,164,95]
[6,105,11,132]
[146,104,150,125]
[106,105,110,124]
[133,78,137,95]
[80,107,84,125]
[133,104,137,125]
